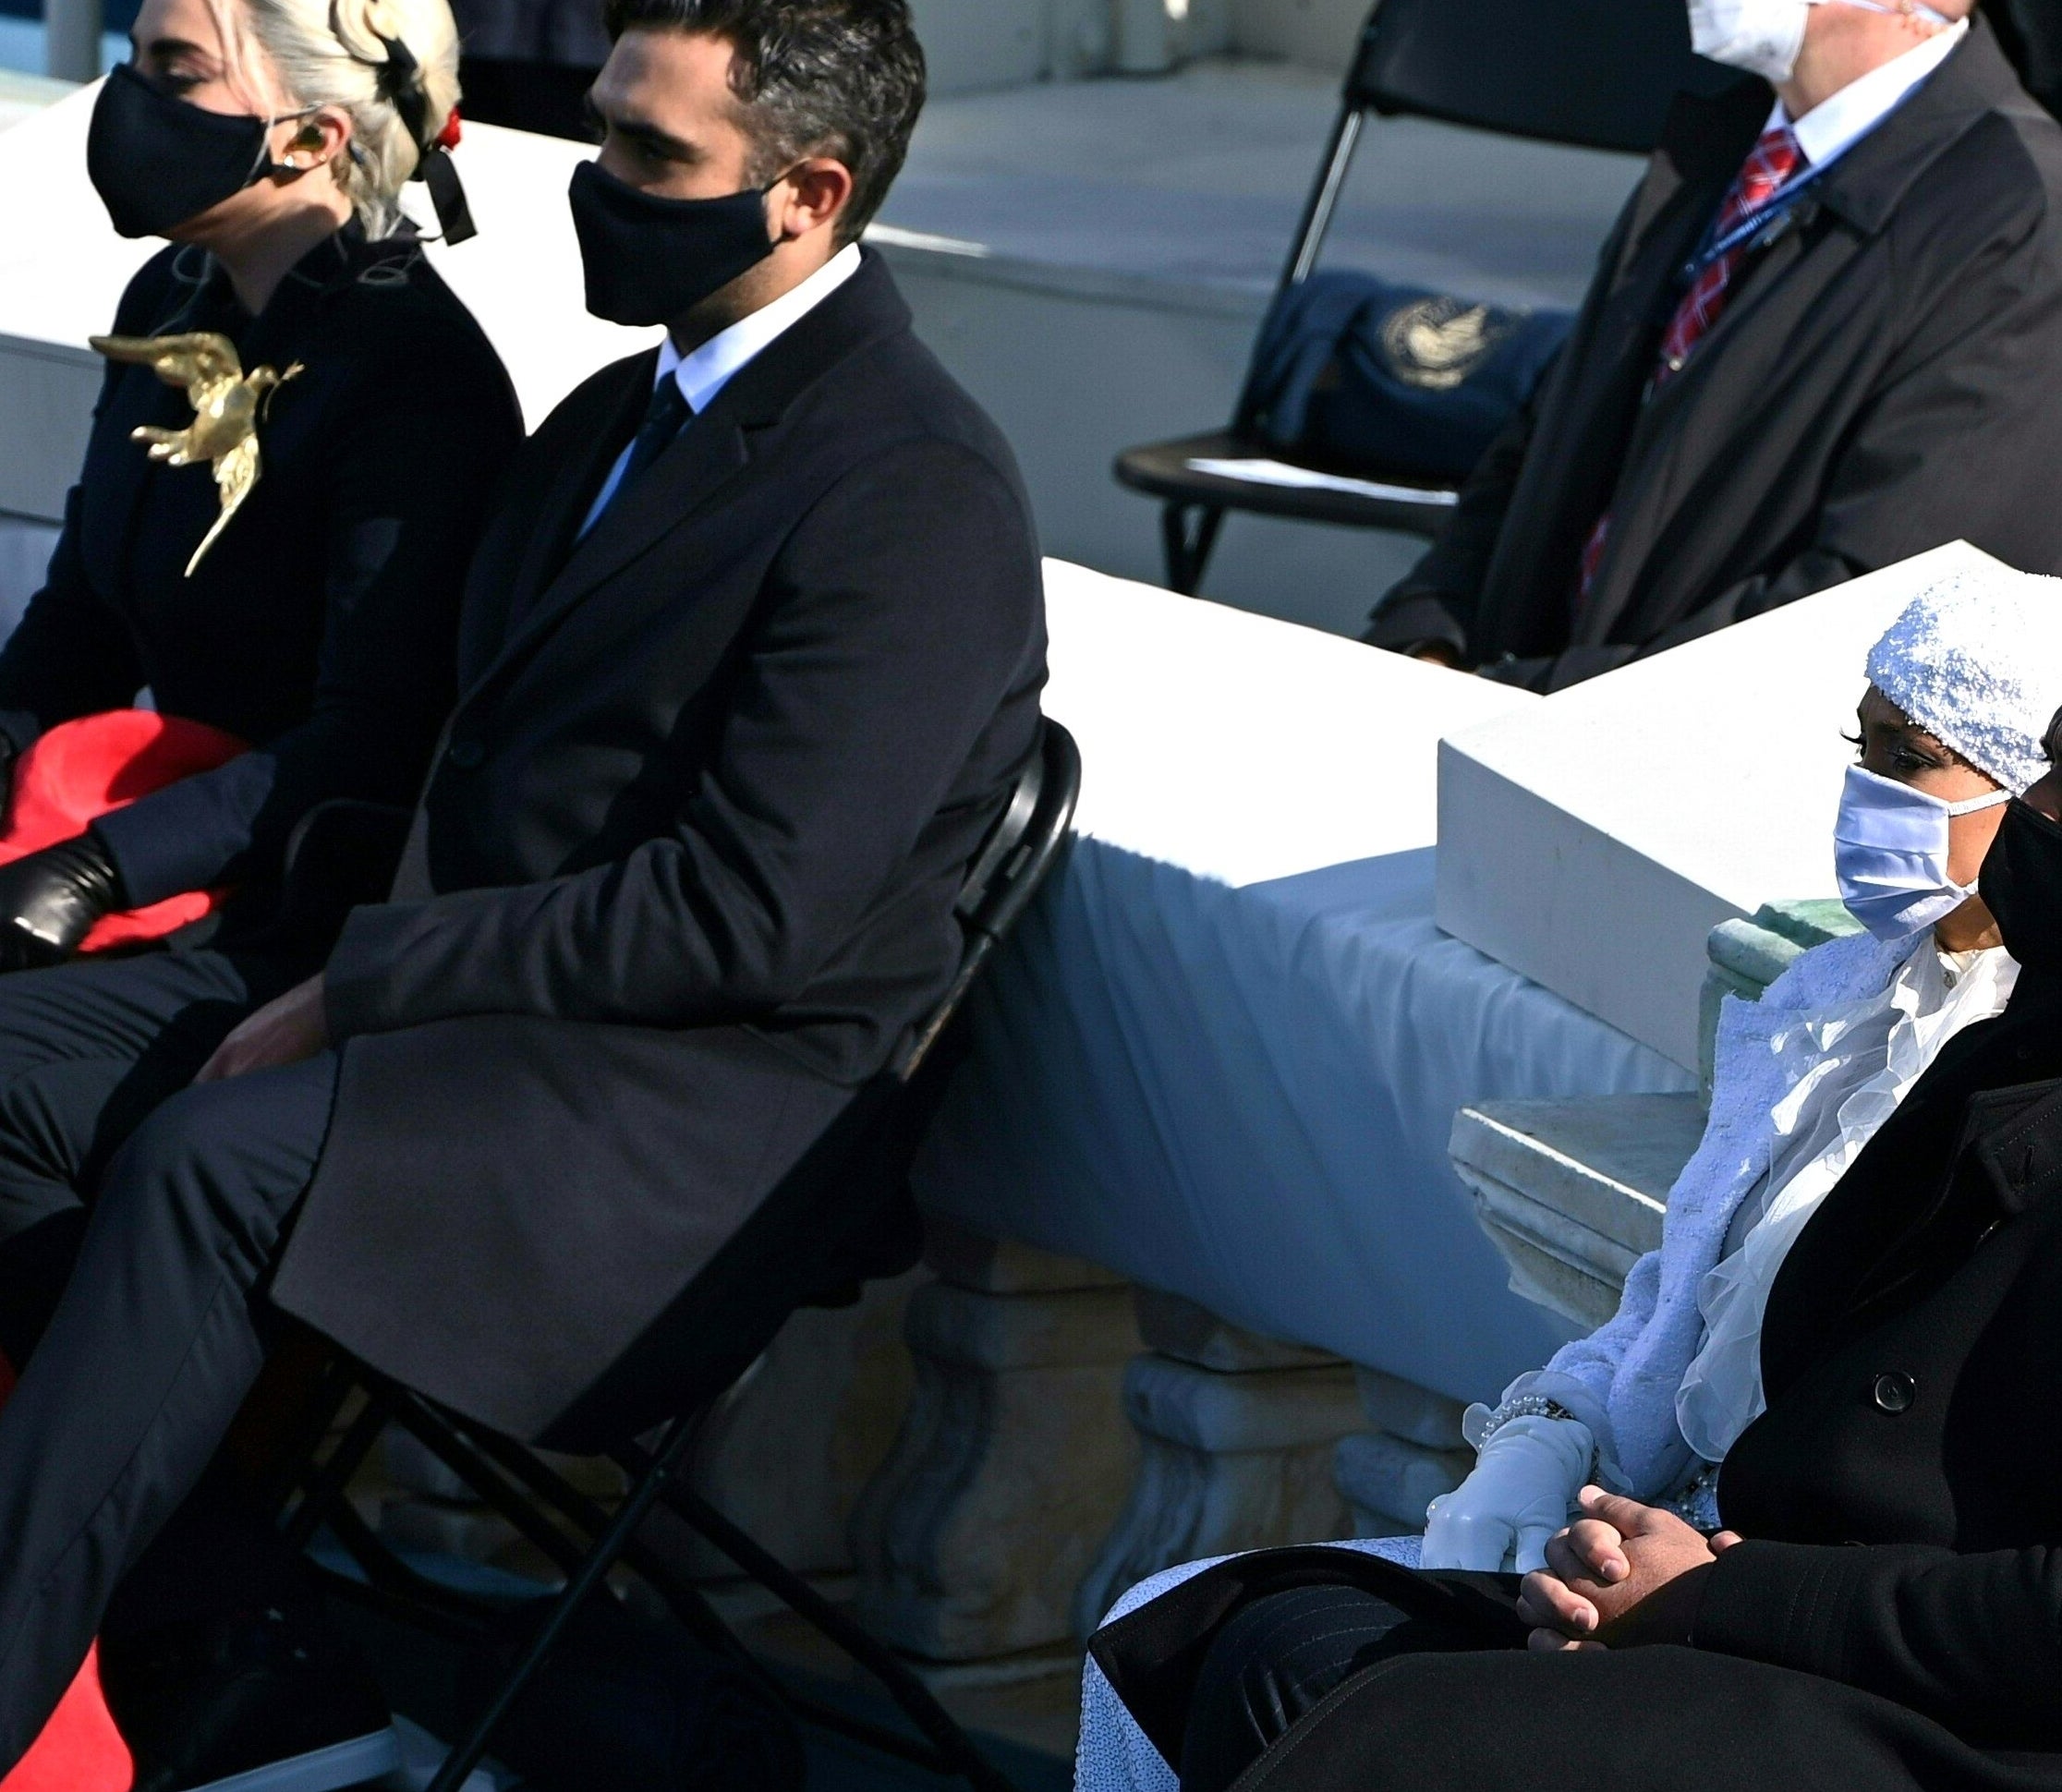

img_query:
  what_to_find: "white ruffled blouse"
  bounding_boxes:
[1506,927,2019,1500]
[1672,940,2017,1464]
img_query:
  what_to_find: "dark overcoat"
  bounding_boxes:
[1093,965,2062,1790]
[1365,23,2062,691]
[268,253,1049,1447]
[0,229,519,913]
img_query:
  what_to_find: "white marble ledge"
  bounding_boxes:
[1449,1094,1708,1330]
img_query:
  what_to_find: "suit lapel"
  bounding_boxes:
[509,356,655,624]
[543,398,751,612]
[461,251,914,701]
[1472,80,1764,657]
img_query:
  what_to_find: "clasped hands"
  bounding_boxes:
[1514,1485,1743,1653]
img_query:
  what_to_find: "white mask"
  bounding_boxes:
[1688,0,1952,85]
[1833,763,2008,944]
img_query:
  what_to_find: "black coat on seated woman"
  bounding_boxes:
[0,227,519,938]
[1094,799,2062,1792]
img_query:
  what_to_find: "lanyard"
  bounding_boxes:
[1680,157,1830,284]
[1678,59,1946,286]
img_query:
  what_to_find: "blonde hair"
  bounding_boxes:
[202,0,460,236]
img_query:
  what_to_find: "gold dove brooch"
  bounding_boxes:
[90,332,304,576]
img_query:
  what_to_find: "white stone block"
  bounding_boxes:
[1333,1429,1471,1535]
[1231,0,1367,70]
[1073,1350,1362,1635]
[1435,541,2007,1069]
[1042,561,1537,888]
[1352,1366,1465,1452]
[1449,1093,1707,1328]
[908,0,1050,92]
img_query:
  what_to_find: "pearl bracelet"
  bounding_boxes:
[1475,1394,1581,1445]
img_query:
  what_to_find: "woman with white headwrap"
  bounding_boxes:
[1074,567,2062,1792]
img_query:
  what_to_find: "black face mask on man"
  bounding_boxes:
[567,158,780,329]
[1979,797,2062,975]
[87,63,292,240]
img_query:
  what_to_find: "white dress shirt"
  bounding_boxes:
[1771,17,1969,166]
[578,241,865,538]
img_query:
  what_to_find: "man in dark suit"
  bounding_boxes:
[0,0,1045,1773]
[1365,0,2062,691]
[1091,754,2062,1792]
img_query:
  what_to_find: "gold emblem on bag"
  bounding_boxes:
[90,332,304,576]
[1377,297,1512,393]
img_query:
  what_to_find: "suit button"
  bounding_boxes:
[1872,1372,1917,1414]
[445,739,486,770]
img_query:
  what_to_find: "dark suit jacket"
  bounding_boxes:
[1092,968,2062,1789]
[269,252,1049,1446]
[1366,24,2062,692]
[0,228,519,914]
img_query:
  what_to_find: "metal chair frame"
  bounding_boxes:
[276,719,1081,1792]
[1116,0,1721,596]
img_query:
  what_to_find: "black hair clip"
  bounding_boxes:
[372,30,477,244]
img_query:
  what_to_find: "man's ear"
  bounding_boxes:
[773,157,855,240]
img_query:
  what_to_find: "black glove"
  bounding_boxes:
[0,833,125,971]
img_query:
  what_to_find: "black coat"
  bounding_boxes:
[270,253,1048,1447]
[0,229,520,916]
[1365,23,2062,693]
[1094,971,2062,1791]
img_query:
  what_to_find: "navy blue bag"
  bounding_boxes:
[1246,272,1573,481]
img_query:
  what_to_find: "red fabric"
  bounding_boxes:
[0,1647,132,1792]
[0,1350,132,1791]
[1576,125,1806,610]
[0,713,249,1786]
[0,712,246,950]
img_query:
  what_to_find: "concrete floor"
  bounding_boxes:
[884,56,1645,309]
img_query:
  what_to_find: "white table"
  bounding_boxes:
[915,565,1699,1405]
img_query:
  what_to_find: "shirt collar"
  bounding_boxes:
[654,242,865,416]
[1771,18,1968,167]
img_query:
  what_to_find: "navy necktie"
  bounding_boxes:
[609,374,692,511]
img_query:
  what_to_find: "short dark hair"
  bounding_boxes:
[600,0,927,243]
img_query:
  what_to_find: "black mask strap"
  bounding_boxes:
[371,31,477,244]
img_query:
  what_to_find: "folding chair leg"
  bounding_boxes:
[279,1386,392,1553]
[421,1411,699,1792]
[627,1453,1018,1792]
[1161,502,1224,596]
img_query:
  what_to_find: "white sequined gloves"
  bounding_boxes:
[1420,1413,1595,1573]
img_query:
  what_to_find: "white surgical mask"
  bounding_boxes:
[1834,764,2008,944]
[1688,0,1952,85]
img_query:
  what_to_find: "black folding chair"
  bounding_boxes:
[273,718,1081,1792]
[1115,0,1731,596]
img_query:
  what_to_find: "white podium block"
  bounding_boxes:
[0,84,654,521]
[1436,540,2008,1071]
[1041,561,1538,887]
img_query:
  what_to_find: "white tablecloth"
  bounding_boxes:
[912,565,1699,1404]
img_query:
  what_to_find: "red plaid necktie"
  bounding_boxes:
[1577,123,1806,604]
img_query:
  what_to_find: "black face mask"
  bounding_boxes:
[1979,797,2062,974]
[568,159,778,329]
[88,64,286,240]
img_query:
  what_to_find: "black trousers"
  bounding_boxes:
[1174,1584,2062,1792]
[1179,1585,1477,1792]
[0,949,334,1768]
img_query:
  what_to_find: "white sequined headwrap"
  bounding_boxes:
[1865,569,2062,793]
